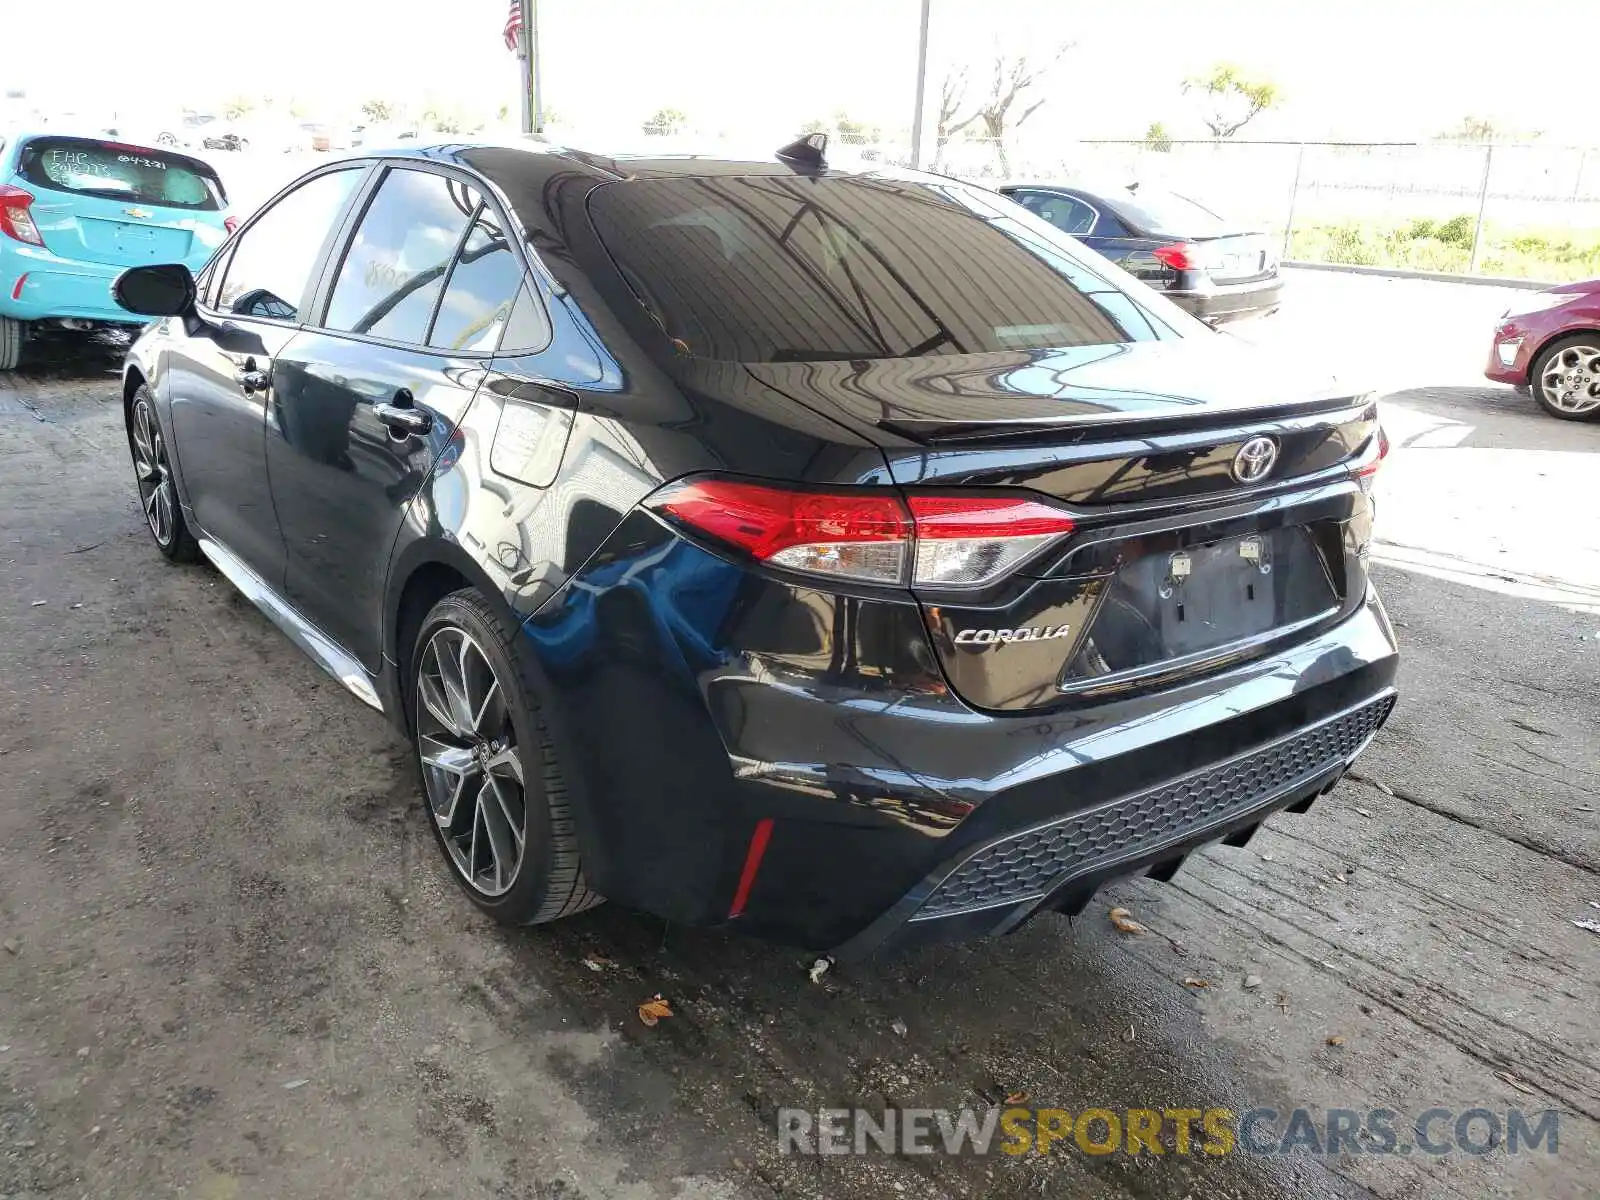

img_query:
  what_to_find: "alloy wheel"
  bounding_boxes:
[415,626,527,896]
[1538,343,1600,415]
[131,398,177,546]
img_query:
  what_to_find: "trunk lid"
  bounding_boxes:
[748,336,1379,713]
[1192,232,1277,283]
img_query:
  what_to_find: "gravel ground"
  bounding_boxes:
[0,275,1596,1200]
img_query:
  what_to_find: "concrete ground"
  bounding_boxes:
[0,272,1596,1200]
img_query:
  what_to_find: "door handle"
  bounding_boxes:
[374,401,432,437]
[234,356,269,393]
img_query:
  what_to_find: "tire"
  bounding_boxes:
[126,386,200,562]
[0,316,23,371]
[409,589,601,925]
[1530,335,1600,421]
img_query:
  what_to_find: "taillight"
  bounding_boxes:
[1352,426,1390,491]
[1152,243,1200,272]
[646,478,1076,589]
[0,186,43,247]
[224,215,239,234]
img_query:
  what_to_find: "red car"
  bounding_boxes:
[1485,280,1600,420]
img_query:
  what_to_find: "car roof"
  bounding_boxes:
[366,137,913,184]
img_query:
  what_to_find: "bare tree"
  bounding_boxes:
[972,44,1072,175]
[1183,64,1279,139]
[934,69,981,166]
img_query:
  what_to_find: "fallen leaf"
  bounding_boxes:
[1573,919,1600,935]
[1326,1036,1345,1047]
[637,995,673,1027]
[1495,1070,1537,1096]
[808,956,833,984]
[1182,977,1210,989]
[580,954,609,972]
[890,1018,907,1037]
[1243,974,1262,990]
[1004,1090,1029,1106]
[1353,807,1373,818]
[1108,907,1147,935]
[30,600,46,607]
[1372,780,1395,796]
[281,1079,309,1090]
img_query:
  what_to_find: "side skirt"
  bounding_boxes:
[197,536,384,713]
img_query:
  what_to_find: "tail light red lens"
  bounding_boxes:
[0,186,43,247]
[1152,243,1200,272]
[647,478,1075,589]
[1352,425,1390,489]
[224,215,239,234]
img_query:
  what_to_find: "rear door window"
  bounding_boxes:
[323,168,477,345]
[1012,190,1098,236]
[216,167,362,320]
[428,206,528,353]
[17,136,226,211]
[588,175,1169,362]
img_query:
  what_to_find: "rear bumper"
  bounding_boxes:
[1169,276,1284,325]
[1,245,190,324]
[522,514,1400,952]
[835,689,1392,959]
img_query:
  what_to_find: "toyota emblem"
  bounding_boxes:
[1231,436,1279,484]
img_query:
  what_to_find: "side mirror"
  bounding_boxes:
[113,263,197,318]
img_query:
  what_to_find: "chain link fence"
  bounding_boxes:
[861,138,1600,282]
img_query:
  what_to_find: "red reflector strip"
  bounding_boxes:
[727,817,775,918]
[10,273,24,301]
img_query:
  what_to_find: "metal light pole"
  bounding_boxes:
[909,0,931,168]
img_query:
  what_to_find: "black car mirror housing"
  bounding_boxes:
[114,263,197,318]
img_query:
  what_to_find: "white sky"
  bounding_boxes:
[3,0,1595,143]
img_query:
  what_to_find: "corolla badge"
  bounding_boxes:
[954,625,1072,646]
[123,207,153,219]
[1231,435,1279,484]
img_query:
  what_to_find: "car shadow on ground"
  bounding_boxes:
[1383,384,1600,453]
[458,876,1339,1198]
[10,327,131,382]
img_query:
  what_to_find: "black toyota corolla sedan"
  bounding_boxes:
[112,136,1396,957]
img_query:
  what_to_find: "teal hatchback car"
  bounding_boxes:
[0,133,233,369]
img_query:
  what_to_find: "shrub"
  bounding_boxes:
[1435,214,1475,247]
[1405,217,1438,240]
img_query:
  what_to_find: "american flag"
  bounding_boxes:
[503,0,524,52]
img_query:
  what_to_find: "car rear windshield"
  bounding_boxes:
[16,137,226,211]
[588,174,1182,362]
[1110,189,1232,238]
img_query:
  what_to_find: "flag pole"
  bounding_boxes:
[530,0,543,133]
[517,0,535,135]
